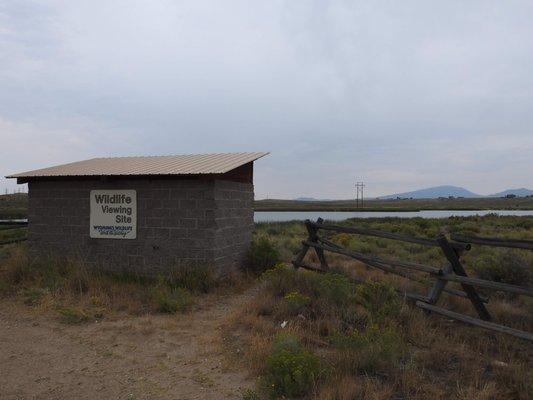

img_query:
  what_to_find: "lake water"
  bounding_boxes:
[2,210,533,225]
[254,210,533,222]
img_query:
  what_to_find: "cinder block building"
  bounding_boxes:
[7,152,268,275]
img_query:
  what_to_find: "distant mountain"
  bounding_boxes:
[293,186,533,201]
[380,185,481,200]
[489,188,533,197]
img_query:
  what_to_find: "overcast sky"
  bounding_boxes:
[1,1,532,199]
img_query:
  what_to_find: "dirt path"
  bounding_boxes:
[0,289,256,400]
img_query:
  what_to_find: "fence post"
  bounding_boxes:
[436,234,491,321]
[306,218,329,271]
[292,220,311,269]
[427,262,453,304]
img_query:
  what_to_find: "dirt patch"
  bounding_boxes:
[0,289,257,400]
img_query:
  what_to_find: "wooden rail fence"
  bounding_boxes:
[292,218,533,342]
[3,218,532,340]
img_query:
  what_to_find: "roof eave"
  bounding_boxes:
[6,151,269,180]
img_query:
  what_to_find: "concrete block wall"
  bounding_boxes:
[213,180,254,270]
[27,176,254,275]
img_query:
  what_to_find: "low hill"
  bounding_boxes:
[294,197,320,202]
[489,188,533,197]
[380,185,480,199]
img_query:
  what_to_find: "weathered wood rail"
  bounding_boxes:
[451,233,533,251]
[292,218,533,342]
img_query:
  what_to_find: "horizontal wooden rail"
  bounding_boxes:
[437,273,533,297]
[292,255,489,303]
[451,234,533,251]
[293,260,429,303]
[0,237,28,246]
[308,239,533,298]
[416,301,533,342]
[304,240,443,275]
[316,237,487,302]
[308,221,471,251]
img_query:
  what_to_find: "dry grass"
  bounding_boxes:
[222,259,533,399]
[2,215,532,398]
[0,244,249,322]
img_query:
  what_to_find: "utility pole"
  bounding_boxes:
[355,182,365,209]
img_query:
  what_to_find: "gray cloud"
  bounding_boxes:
[1,0,532,198]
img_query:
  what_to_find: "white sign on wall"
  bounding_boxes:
[90,190,137,239]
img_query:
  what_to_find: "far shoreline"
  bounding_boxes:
[255,207,533,212]
[254,196,533,212]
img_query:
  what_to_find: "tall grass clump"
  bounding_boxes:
[261,263,357,321]
[354,280,402,321]
[0,247,91,297]
[152,285,193,313]
[0,246,223,318]
[247,236,280,274]
[331,324,405,374]
[283,291,311,315]
[167,263,217,293]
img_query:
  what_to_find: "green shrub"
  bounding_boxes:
[472,251,531,288]
[332,325,405,373]
[396,224,420,237]
[455,221,482,235]
[312,272,353,302]
[331,233,352,247]
[263,333,321,398]
[152,286,192,313]
[168,263,216,293]
[515,218,533,229]
[270,332,302,354]
[262,265,356,320]
[301,272,355,314]
[20,287,49,306]
[415,218,431,230]
[355,280,401,321]
[350,241,374,254]
[247,236,280,274]
[283,291,311,315]
[240,389,260,400]
[261,263,299,296]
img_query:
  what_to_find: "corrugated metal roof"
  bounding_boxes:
[6,152,269,178]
